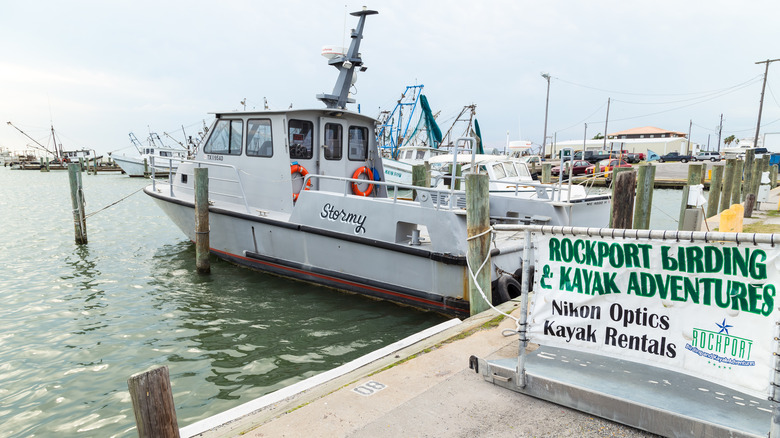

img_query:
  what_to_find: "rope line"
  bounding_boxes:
[84,187,145,219]
[465,227,523,334]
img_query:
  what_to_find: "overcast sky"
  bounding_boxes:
[2,0,780,156]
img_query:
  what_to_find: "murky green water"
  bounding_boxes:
[0,168,446,437]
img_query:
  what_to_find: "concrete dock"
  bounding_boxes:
[183,301,656,437]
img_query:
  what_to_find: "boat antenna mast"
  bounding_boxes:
[317,8,378,109]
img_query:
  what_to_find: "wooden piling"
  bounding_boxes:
[541,163,552,184]
[742,150,755,201]
[720,159,736,214]
[771,164,778,189]
[745,193,757,218]
[453,164,463,190]
[144,158,150,178]
[412,164,427,201]
[610,170,636,229]
[194,167,210,274]
[633,163,656,230]
[678,163,704,231]
[731,159,744,206]
[466,173,491,315]
[128,366,180,438]
[68,163,88,244]
[706,164,724,219]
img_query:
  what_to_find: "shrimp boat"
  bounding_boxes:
[111,132,187,177]
[144,9,591,316]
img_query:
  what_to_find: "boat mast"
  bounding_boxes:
[6,121,58,157]
[317,8,378,109]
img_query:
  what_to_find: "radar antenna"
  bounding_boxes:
[317,8,378,109]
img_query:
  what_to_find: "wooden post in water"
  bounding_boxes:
[68,163,88,244]
[194,168,210,274]
[720,159,736,214]
[633,163,655,230]
[541,163,552,184]
[611,170,636,229]
[412,164,427,201]
[706,164,724,219]
[128,366,180,438]
[466,173,491,315]
[731,159,744,206]
[678,163,704,231]
[453,164,463,190]
[742,150,755,201]
[144,158,150,178]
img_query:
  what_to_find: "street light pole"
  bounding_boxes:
[541,73,551,159]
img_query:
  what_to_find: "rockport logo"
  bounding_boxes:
[320,203,367,234]
[685,319,755,367]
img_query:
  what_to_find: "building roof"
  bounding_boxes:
[608,126,687,137]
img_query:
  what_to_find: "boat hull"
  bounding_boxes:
[146,188,472,316]
[113,154,177,177]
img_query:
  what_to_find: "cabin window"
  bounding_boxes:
[415,150,425,160]
[348,126,369,161]
[505,163,518,177]
[289,119,313,159]
[405,150,413,160]
[324,123,343,160]
[204,119,243,155]
[492,163,507,179]
[247,119,273,157]
[517,165,531,178]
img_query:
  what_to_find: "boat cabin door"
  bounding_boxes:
[318,117,348,192]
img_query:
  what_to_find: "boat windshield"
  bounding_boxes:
[504,162,518,177]
[491,163,507,179]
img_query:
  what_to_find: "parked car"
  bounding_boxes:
[551,159,591,176]
[658,152,693,163]
[585,159,632,176]
[694,151,721,162]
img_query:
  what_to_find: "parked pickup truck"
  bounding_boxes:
[658,152,693,163]
[574,150,612,164]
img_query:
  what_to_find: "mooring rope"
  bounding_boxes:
[465,227,522,336]
[84,187,145,219]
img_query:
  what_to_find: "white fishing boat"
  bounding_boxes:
[110,132,187,177]
[144,9,602,316]
[429,153,610,227]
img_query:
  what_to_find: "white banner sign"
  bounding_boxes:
[529,233,780,399]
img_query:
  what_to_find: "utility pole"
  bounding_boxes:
[754,58,780,148]
[717,114,723,153]
[541,73,551,159]
[687,120,692,155]
[603,98,611,150]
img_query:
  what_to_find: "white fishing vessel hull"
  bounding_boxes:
[147,183,515,315]
[112,153,180,177]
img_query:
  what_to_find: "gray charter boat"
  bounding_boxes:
[144,8,607,316]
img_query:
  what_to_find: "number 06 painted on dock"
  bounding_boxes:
[352,380,387,396]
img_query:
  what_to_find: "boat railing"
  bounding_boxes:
[304,173,470,212]
[149,156,251,214]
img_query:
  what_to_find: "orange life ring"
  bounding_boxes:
[291,163,312,201]
[351,166,374,197]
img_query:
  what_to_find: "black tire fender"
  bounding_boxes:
[494,274,523,305]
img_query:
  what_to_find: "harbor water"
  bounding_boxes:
[0,168,447,437]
